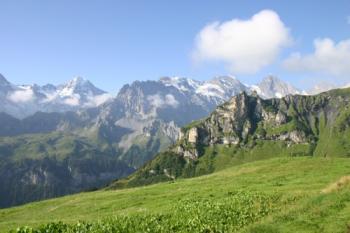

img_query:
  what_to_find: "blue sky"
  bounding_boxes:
[0,0,349,92]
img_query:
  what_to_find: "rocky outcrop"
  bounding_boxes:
[174,92,320,160]
[188,128,198,144]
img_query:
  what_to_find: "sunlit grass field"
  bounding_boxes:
[1,157,350,232]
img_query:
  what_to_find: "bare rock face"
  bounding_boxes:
[174,144,198,160]
[188,128,198,144]
[275,111,287,125]
[222,136,240,145]
[184,150,198,160]
[173,91,316,160]
[203,92,251,145]
[289,131,307,143]
[262,110,275,122]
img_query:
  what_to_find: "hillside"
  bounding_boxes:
[0,131,134,208]
[0,75,303,208]
[109,87,350,188]
[1,157,350,232]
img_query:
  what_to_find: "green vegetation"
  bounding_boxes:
[121,130,174,168]
[0,132,134,208]
[0,124,176,208]
[2,157,350,232]
[12,191,279,233]
[182,119,204,131]
[264,120,297,136]
[0,132,122,161]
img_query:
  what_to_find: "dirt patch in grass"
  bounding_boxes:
[321,176,350,194]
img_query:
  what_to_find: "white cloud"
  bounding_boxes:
[63,96,80,106]
[193,10,292,74]
[283,38,350,77]
[7,89,35,103]
[164,94,179,107]
[84,93,112,107]
[42,93,58,103]
[147,94,179,108]
[92,93,112,106]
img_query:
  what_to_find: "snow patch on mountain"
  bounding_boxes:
[196,82,225,98]
[160,76,200,92]
[160,75,247,102]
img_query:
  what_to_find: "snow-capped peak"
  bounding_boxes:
[194,76,246,100]
[254,75,301,99]
[66,76,88,87]
[0,74,111,118]
[58,76,106,97]
[158,75,247,101]
[61,77,90,91]
[159,76,200,92]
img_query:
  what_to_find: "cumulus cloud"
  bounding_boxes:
[193,10,292,74]
[283,38,350,77]
[147,94,179,108]
[7,89,35,103]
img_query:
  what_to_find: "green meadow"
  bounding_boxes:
[1,157,350,232]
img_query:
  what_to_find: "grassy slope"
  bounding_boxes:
[1,157,350,232]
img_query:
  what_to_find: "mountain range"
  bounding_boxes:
[0,75,111,119]
[2,86,350,232]
[0,74,305,119]
[0,74,342,208]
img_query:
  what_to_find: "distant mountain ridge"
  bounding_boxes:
[159,75,302,102]
[0,75,111,118]
[0,73,336,120]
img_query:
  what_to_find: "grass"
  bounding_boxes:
[2,156,350,232]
